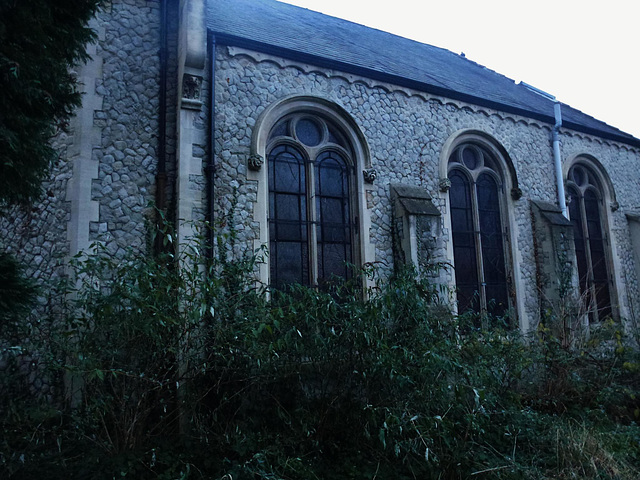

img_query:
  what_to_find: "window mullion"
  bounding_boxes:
[580,192,598,318]
[472,181,487,313]
[308,159,319,287]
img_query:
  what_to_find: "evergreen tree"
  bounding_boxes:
[0,0,102,206]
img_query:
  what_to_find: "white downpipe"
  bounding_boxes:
[552,102,568,218]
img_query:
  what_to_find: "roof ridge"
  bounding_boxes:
[273,0,461,57]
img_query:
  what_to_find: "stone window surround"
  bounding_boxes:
[563,154,622,320]
[439,129,529,331]
[248,95,375,289]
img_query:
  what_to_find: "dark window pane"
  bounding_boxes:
[568,188,589,291]
[568,189,584,239]
[316,151,351,283]
[451,209,471,233]
[449,171,479,313]
[584,190,602,240]
[477,173,508,314]
[275,158,305,193]
[319,197,345,223]
[485,283,509,318]
[269,145,308,287]
[449,172,471,211]
[269,120,358,288]
[453,231,474,248]
[318,243,351,281]
[591,253,608,287]
[595,281,612,319]
[317,155,348,197]
[477,174,500,212]
[572,166,586,186]
[479,212,502,247]
[318,223,349,244]
[583,189,611,320]
[274,219,307,243]
[296,118,322,147]
[450,172,474,235]
[568,178,612,321]
[274,193,303,221]
[456,283,481,316]
[575,243,589,292]
[483,246,505,284]
[271,241,309,287]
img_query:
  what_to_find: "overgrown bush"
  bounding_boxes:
[1,230,639,479]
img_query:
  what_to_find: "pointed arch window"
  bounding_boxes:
[448,143,511,321]
[267,114,356,288]
[566,163,613,321]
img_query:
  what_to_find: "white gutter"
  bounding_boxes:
[520,82,567,218]
[552,102,568,218]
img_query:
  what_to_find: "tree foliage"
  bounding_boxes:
[0,0,101,206]
[0,251,36,332]
[1,228,639,479]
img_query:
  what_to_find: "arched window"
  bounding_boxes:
[267,113,356,288]
[448,143,510,320]
[566,163,613,321]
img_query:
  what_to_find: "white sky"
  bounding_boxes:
[279,0,640,139]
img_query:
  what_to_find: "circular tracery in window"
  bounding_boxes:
[448,143,499,175]
[268,114,350,154]
[569,163,601,193]
[295,117,323,146]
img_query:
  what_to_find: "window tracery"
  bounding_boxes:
[447,143,511,322]
[267,114,356,288]
[566,163,613,321]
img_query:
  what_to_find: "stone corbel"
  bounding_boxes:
[363,168,377,184]
[181,74,203,110]
[511,187,523,200]
[438,177,451,192]
[610,201,620,212]
[248,154,264,171]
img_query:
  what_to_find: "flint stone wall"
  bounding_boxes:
[212,45,640,326]
[0,0,172,397]
[2,5,640,334]
[0,0,166,280]
[91,0,166,258]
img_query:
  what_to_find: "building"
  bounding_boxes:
[3,0,640,332]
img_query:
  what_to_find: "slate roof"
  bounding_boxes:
[208,0,640,148]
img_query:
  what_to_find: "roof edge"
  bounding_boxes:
[211,31,640,149]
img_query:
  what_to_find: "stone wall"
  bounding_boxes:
[0,0,172,398]
[0,138,72,303]
[0,0,170,278]
[211,44,640,330]
[91,0,165,258]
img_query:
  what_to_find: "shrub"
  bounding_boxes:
[1,233,639,478]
